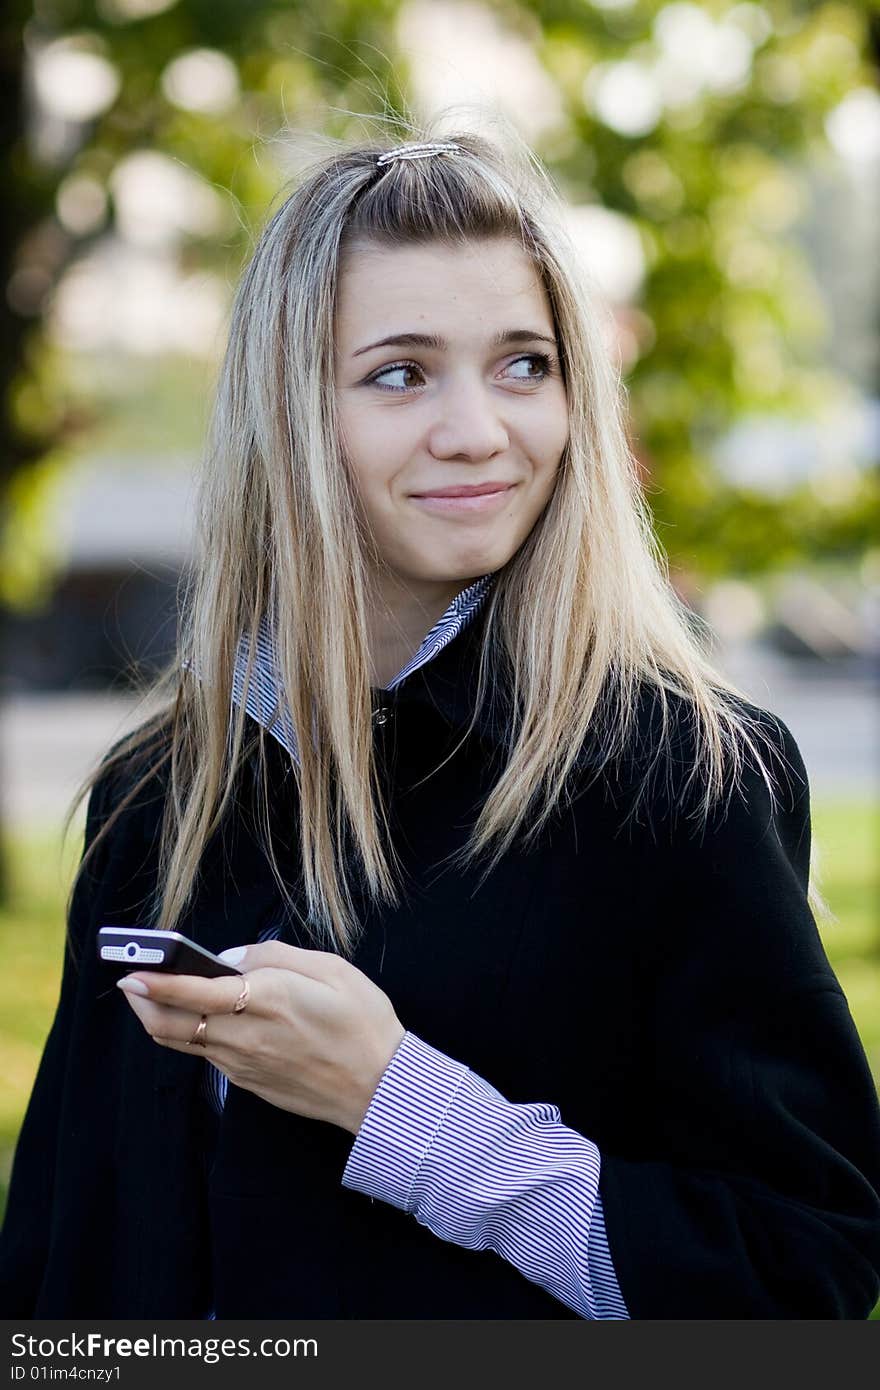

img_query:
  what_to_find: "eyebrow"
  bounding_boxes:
[351,328,558,358]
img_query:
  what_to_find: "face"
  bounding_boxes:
[334,237,569,606]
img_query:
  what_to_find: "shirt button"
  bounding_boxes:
[371,704,391,727]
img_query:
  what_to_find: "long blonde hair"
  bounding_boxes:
[66,118,821,955]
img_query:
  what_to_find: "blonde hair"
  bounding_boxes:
[66,116,827,955]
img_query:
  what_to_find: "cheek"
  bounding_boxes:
[530,412,568,490]
[546,391,570,458]
[339,406,408,504]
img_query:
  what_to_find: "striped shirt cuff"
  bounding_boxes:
[341,1031,629,1319]
[343,1032,471,1209]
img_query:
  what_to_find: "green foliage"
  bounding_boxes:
[525,0,878,567]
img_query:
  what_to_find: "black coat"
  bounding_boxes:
[2,612,880,1319]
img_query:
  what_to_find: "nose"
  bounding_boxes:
[426,374,510,462]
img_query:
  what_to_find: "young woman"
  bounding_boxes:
[2,130,879,1320]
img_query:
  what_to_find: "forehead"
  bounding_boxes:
[335,237,553,344]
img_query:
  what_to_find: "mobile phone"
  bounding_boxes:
[97,927,243,978]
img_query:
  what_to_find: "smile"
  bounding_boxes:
[409,484,516,515]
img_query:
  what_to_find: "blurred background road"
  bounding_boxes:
[1,648,876,829]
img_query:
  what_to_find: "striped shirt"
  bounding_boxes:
[207,576,629,1319]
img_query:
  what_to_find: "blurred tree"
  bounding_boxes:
[1,0,409,612]
[2,0,878,602]
[1,0,65,609]
[518,0,879,577]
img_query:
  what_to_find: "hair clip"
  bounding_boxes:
[376,141,463,167]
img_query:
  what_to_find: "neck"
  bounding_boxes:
[366,574,472,689]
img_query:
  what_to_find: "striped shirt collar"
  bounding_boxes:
[232,574,495,761]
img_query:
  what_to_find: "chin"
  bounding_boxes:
[419,551,509,584]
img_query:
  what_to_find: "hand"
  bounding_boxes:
[117,941,406,1135]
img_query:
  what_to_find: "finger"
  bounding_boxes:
[119,992,204,1046]
[227,940,345,984]
[120,991,249,1055]
[151,1035,227,1058]
[117,969,250,1016]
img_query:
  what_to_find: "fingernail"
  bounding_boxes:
[117,977,150,996]
[218,946,247,965]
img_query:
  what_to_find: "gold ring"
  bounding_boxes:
[232,978,250,1014]
[188,1014,209,1047]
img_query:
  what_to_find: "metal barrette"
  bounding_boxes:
[376,141,463,167]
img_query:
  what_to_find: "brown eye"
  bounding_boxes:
[369,362,425,392]
[505,353,552,381]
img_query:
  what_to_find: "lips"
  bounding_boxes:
[409,483,517,516]
[411,483,514,498]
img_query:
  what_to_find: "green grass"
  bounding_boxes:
[810,800,880,1085]
[0,832,81,1161]
[1,800,878,1316]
